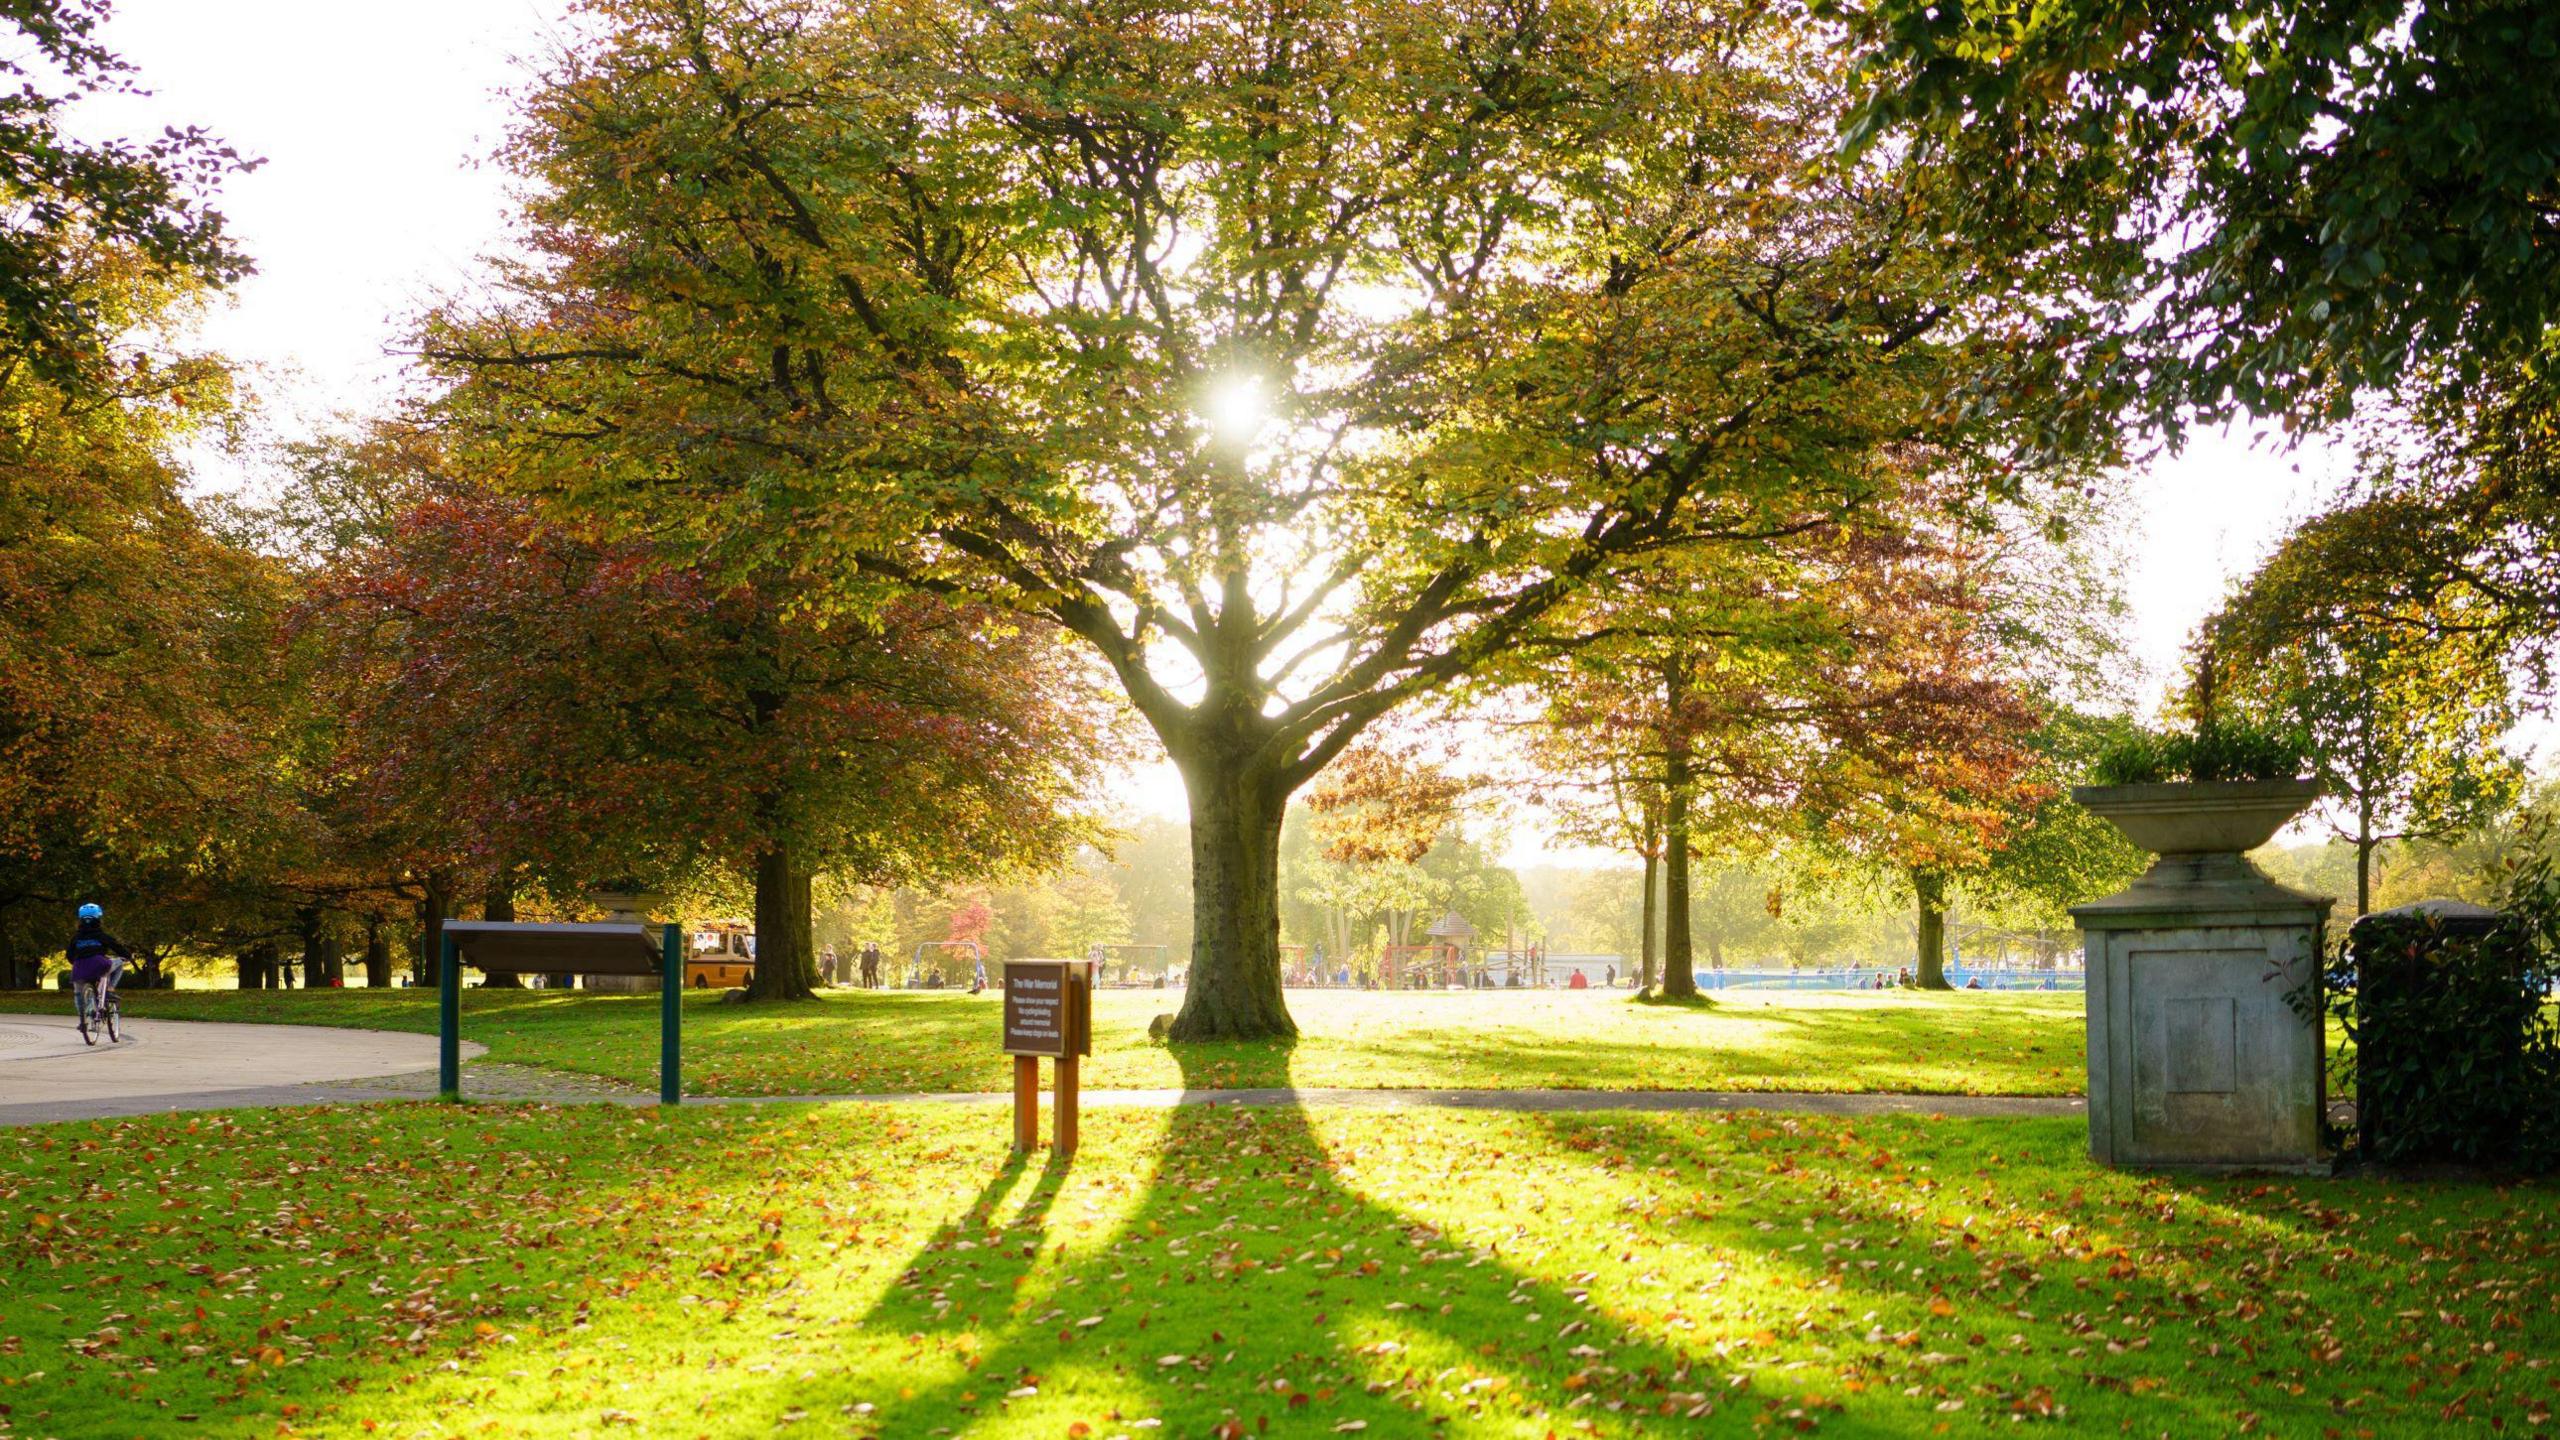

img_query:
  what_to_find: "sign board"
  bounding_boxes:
[442,920,663,976]
[1002,959,1092,1058]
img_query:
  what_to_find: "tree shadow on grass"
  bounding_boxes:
[792,1043,1788,1438]
[1324,1029,2080,1097]
[1498,1105,2507,1436]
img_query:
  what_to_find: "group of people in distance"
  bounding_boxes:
[817,941,886,988]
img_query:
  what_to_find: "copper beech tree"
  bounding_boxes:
[302,461,1117,1001]
[425,0,2095,1036]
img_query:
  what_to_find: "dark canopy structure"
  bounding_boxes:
[438,920,683,1104]
[446,920,662,974]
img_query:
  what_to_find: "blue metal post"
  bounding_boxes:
[438,933,461,1100]
[660,922,682,1106]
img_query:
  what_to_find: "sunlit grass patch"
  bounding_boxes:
[5,1100,2554,1437]
[0,985,2087,1097]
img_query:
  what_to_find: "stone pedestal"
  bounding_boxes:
[2073,851,2331,1173]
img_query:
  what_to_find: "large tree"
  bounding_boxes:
[2204,552,2524,916]
[0,251,276,986]
[305,464,1116,1000]
[425,0,2081,1036]
[1830,0,2560,442]
[0,0,254,393]
[1526,496,2065,993]
[1833,0,2560,731]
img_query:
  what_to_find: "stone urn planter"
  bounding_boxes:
[2070,778,2321,856]
[2069,778,2333,1173]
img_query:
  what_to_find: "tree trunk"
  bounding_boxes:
[419,876,452,988]
[1661,779,1696,997]
[1913,867,1951,990]
[479,871,524,988]
[1658,663,1698,999]
[0,908,29,990]
[1638,807,1659,993]
[296,906,326,992]
[745,841,817,1001]
[2355,791,2375,917]
[363,915,391,988]
[1170,757,1295,1040]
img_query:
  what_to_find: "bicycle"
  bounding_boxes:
[75,973,122,1046]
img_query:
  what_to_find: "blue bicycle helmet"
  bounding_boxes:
[77,902,102,921]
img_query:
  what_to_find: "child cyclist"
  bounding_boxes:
[67,903,133,1040]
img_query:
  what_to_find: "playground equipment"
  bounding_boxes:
[1087,942,1171,984]
[911,939,985,987]
[1477,943,1548,988]
[1380,910,1475,988]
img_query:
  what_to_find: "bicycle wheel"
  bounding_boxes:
[78,989,97,1045]
[101,992,119,1044]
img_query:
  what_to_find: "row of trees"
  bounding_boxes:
[20,0,2547,1024]
[0,2,1124,995]
[406,0,2158,1035]
[7,372,1125,994]
[1513,496,2147,993]
[821,789,1540,986]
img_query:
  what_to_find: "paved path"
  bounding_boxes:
[0,1012,2082,1125]
[0,1013,483,1125]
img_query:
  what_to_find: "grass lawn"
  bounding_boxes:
[0,987,2086,1096]
[4,1096,2552,1438]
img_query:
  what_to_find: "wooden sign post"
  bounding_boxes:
[1001,959,1094,1154]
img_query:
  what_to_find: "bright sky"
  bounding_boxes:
[93,0,2356,865]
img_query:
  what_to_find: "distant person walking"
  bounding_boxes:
[818,944,839,986]
[861,942,881,989]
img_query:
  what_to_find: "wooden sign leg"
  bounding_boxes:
[1013,1054,1040,1152]
[1054,1054,1080,1156]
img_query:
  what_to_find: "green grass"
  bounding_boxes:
[4,1096,2553,1437]
[0,987,2086,1096]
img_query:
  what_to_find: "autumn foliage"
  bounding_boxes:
[299,474,1118,996]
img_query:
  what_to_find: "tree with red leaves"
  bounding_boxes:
[301,435,1119,1001]
[1526,496,2063,994]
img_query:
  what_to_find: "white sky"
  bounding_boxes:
[92,1,2357,866]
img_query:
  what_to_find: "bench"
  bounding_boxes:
[438,921,683,1104]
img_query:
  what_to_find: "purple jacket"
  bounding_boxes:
[67,921,131,984]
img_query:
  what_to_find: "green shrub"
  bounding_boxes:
[2088,719,2305,786]
[2089,728,2178,786]
[2329,830,2560,1172]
